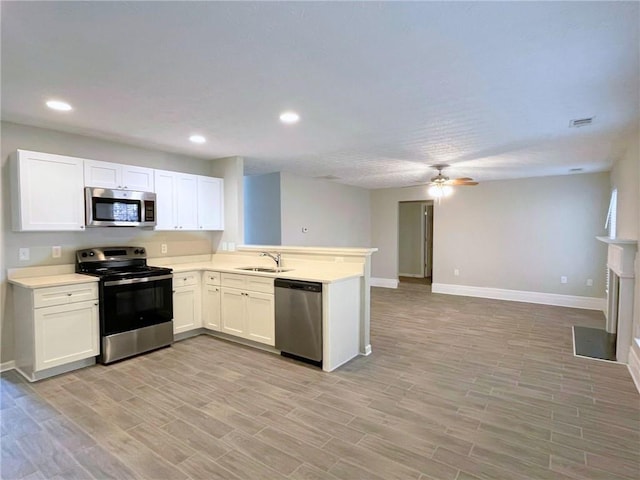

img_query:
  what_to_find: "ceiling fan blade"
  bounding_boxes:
[447,178,477,186]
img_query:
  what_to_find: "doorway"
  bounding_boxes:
[398,201,433,285]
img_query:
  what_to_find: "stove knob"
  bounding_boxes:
[139,248,145,255]
[134,249,139,254]
[89,251,95,256]
[81,252,88,258]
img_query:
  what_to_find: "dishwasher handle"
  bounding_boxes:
[274,279,322,293]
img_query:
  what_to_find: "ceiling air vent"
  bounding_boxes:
[314,175,340,180]
[569,117,594,128]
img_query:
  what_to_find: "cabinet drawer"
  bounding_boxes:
[204,271,221,286]
[221,273,274,293]
[173,271,200,288]
[246,276,274,294]
[33,283,98,308]
[221,273,246,289]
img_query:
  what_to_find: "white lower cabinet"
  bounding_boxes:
[34,300,99,371]
[245,291,275,345]
[13,282,99,381]
[172,271,201,334]
[202,271,221,331]
[220,273,275,346]
[220,287,246,336]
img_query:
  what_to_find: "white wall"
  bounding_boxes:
[371,173,610,298]
[244,172,281,245]
[279,172,371,247]
[210,156,245,249]
[0,121,242,364]
[610,138,639,240]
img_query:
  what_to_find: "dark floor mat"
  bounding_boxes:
[573,326,616,361]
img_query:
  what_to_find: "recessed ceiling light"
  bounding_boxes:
[189,135,206,144]
[46,100,72,111]
[279,111,300,124]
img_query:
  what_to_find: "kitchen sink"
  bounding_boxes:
[236,266,292,273]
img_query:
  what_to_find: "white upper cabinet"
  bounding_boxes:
[84,159,154,191]
[154,169,177,230]
[197,176,224,230]
[11,150,86,231]
[176,174,199,230]
[154,169,224,231]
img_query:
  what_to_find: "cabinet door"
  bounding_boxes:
[12,150,85,231]
[220,288,245,337]
[34,300,99,371]
[203,286,221,331]
[154,169,177,230]
[176,174,199,230]
[246,292,275,346]
[197,176,224,230]
[122,165,155,191]
[84,159,121,189]
[173,286,201,334]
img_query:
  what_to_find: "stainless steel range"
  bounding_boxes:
[76,246,173,364]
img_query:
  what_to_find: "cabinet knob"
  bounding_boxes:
[94,303,98,306]
[124,186,128,189]
[80,225,85,229]
[67,293,72,296]
[179,226,183,229]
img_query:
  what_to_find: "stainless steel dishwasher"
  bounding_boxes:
[274,279,323,365]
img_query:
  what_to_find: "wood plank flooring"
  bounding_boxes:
[2,284,639,480]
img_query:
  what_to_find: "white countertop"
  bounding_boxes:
[161,261,362,283]
[8,259,362,289]
[9,273,99,289]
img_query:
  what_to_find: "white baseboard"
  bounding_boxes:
[362,344,372,356]
[431,283,605,311]
[398,273,423,278]
[371,277,399,289]
[628,340,640,394]
[1,361,15,373]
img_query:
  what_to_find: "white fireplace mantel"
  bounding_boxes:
[597,236,638,363]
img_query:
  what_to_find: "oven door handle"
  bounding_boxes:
[103,274,173,287]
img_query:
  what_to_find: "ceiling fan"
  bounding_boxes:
[418,164,478,198]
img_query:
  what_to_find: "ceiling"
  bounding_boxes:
[2,1,638,189]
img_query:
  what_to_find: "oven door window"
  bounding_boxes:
[101,278,173,335]
[93,198,141,222]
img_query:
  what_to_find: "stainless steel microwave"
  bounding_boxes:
[85,187,156,227]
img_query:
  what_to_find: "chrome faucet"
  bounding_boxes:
[260,251,281,268]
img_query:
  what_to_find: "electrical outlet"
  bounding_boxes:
[228,242,236,251]
[560,276,568,284]
[19,248,30,261]
[52,246,62,258]
[161,244,167,254]
[586,278,593,286]
[222,242,228,251]
[454,269,460,276]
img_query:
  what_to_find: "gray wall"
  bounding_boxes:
[0,121,239,364]
[244,172,282,245]
[371,173,610,297]
[280,172,371,247]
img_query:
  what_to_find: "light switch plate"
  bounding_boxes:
[161,244,167,254]
[19,248,30,261]
[52,246,62,258]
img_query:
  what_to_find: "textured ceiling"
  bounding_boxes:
[2,1,638,189]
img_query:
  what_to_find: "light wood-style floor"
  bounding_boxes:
[2,284,639,480]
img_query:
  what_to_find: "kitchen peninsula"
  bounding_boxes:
[8,245,377,381]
